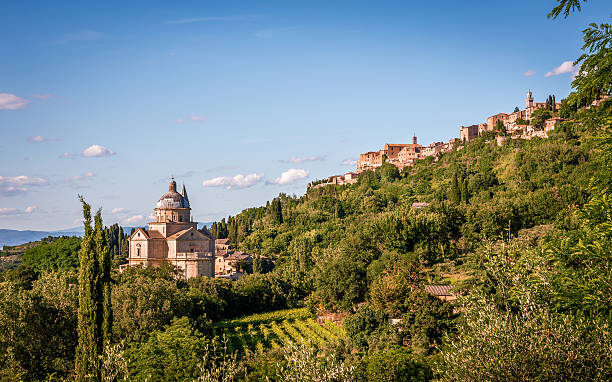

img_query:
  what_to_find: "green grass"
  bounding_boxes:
[211,308,347,357]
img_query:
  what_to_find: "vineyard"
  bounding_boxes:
[209,308,348,357]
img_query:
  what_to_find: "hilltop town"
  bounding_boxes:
[309,91,609,188]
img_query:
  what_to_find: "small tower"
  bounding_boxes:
[180,183,190,205]
[525,90,534,109]
[412,135,417,145]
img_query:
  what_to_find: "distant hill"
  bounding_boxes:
[0,221,215,248]
[0,229,81,248]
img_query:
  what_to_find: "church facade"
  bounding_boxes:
[126,179,215,279]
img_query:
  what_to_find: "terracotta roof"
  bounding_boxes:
[216,239,230,245]
[148,230,165,239]
[226,253,251,261]
[425,285,454,296]
[166,228,192,240]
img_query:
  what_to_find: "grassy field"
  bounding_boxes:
[210,308,347,356]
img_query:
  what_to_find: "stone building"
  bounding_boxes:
[126,178,215,279]
[460,124,479,142]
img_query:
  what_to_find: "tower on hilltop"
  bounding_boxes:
[412,135,417,145]
[526,90,534,108]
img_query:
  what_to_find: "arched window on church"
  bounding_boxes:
[136,244,141,257]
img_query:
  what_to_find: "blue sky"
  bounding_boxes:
[0,0,609,230]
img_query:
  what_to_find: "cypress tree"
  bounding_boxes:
[461,178,469,204]
[253,254,262,274]
[450,172,461,203]
[75,196,100,381]
[94,209,112,348]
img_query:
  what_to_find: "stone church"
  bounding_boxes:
[126,178,215,279]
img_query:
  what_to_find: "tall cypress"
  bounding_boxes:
[450,172,461,204]
[75,197,100,381]
[461,178,470,204]
[95,210,112,348]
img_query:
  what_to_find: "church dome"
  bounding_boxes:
[155,178,190,209]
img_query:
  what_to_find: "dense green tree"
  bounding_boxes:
[21,236,81,271]
[127,317,207,382]
[494,120,505,135]
[364,346,432,382]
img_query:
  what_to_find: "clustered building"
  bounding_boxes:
[461,91,568,143]
[310,91,574,189]
[214,238,253,278]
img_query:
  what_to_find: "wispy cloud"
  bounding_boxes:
[523,69,536,77]
[27,135,58,143]
[0,93,29,110]
[0,206,38,216]
[254,27,297,39]
[176,115,205,123]
[165,15,252,25]
[31,93,54,100]
[242,137,271,144]
[341,158,358,166]
[268,169,309,185]
[71,171,96,181]
[0,175,49,196]
[111,207,126,214]
[155,170,198,184]
[82,145,115,158]
[205,165,239,174]
[57,30,104,44]
[202,173,264,190]
[545,61,579,77]
[280,156,325,164]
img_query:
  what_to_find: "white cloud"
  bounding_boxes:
[341,158,358,166]
[82,144,115,158]
[123,215,145,225]
[190,115,205,121]
[269,169,309,185]
[545,61,578,77]
[112,207,126,214]
[24,206,38,213]
[523,69,536,77]
[72,171,96,181]
[0,175,49,196]
[281,156,325,164]
[0,93,29,110]
[165,15,251,25]
[202,173,264,190]
[0,206,38,216]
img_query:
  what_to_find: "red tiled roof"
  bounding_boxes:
[425,285,454,296]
